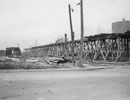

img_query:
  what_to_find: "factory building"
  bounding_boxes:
[112,18,130,33]
[6,47,21,57]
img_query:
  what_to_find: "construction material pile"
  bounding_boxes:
[0,56,73,69]
[0,57,55,69]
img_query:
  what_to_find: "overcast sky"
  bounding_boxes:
[0,0,130,50]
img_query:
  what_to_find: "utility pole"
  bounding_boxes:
[17,43,19,47]
[78,0,84,67]
[68,4,75,66]
[64,33,68,57]
[35,40,37,46]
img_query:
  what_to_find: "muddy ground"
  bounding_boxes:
[0,66,130,100]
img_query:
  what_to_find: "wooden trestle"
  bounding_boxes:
[24,31,130,62]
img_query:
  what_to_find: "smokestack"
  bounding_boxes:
[65,34,67,42]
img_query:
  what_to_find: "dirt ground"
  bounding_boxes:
[0,66,130,100]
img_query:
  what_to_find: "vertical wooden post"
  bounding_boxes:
[78,0,84,67]
[111,39,114,61]
[68,4,75,66]
[64,34,68,57]
[127,38,129,61]
[116,37,120,62]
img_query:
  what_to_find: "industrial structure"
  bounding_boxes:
[0,50,6,57]
[112,18,130,33]
[6,47,21,57]
[24,31,130,62]
[23,19,130,62]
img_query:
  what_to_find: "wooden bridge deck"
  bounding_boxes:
[24,31,130,62]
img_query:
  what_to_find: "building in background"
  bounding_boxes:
[112,18,130,33]
[0,50,6,57]
[6,47,21,57]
